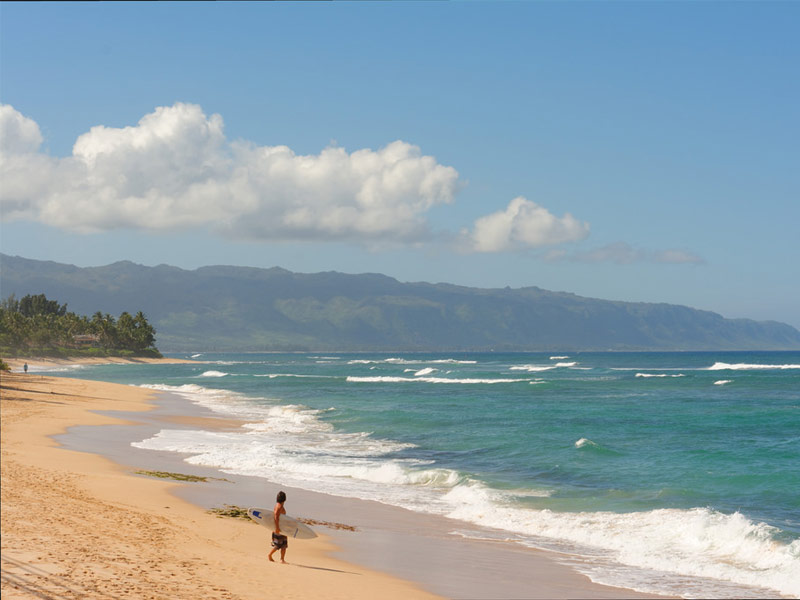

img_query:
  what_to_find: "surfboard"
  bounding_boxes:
[247,508,318,539]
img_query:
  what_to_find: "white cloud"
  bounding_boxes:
[467,196,590,253]
[0,105,43,154]
[0,103,459,242]
[0,103,703,266]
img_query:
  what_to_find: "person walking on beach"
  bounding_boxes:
[268,490,288,563]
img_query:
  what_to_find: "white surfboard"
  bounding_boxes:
[247,508,317,539]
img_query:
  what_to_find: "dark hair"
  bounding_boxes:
[277,491,286,503]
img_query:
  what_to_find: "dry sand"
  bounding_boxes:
[0,370,440,600]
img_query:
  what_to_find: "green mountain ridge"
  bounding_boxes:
[1,254,799,352]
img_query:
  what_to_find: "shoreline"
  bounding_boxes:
[0,371,440,600]
[1,359,669,599]
[4,356,198,371]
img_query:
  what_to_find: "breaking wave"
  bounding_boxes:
[346,376,531,384]
[708,362,800,371]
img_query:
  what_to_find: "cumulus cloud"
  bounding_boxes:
[466,196,590,252]
[0,105,43,154]
[0,103,459,241]
[0,103,702,266]
[550,242,705,265]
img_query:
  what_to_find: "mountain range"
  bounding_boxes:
[2,254,799,352]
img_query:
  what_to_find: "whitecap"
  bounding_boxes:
[708,362,800,371]
[199,370,228,377]
[254,373,335,379]
[347,358,477,365]
[635,373,685,378]
[510,365,556,372]
[346,376,531,384]
[714,380,733,386]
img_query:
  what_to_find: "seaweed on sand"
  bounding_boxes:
[134,469,231,483]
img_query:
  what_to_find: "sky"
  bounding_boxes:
[1,2,798,329]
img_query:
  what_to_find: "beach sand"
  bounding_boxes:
[0,370,439,600]
[1,359,666,599]
[5,356,197,371]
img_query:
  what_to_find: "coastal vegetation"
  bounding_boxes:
[0,293,161,358]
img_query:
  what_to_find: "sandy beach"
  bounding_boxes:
[1,358,666,599]
[0,368,440,600]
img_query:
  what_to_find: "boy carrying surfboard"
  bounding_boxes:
[268,491,288,563]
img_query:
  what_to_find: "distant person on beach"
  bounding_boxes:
[268,490,288,563]
[23,363,28,374]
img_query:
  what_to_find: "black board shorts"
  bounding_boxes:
[272,533,288,550]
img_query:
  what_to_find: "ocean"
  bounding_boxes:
[43,351,800,598]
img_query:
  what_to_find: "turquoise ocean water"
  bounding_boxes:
[42,351,799,598]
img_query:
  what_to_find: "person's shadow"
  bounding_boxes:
[290,563,361,575]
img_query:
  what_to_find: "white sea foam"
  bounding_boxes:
[635,373,685,378]
[414,367,437,377]
[444,487,800,598]
[611,367,685,372]
[190,353,203,358]
[255,373,335,379]
[346,376,530,384]
[132,396,463,514]
[550,356,570,360]
[134,400,800,598]
[136,380,800,599]
[141,383,272,420]
[714,380,733,386]
[708,362,800,371]
[200,370,228,377]
[511,362,577,371]
[347,358,477,365]
[21,364,84,373]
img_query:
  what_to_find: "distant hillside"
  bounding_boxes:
[2,254,799,352]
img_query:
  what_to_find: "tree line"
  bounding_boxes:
[0,294,161,357]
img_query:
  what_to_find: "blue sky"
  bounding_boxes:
[1,2,798,328]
